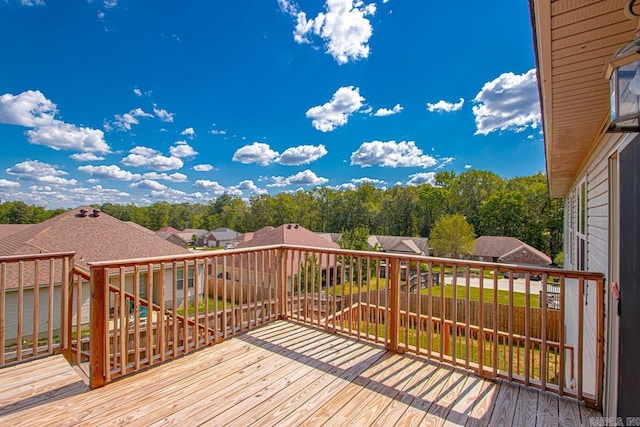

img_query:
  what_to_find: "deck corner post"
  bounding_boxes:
[387,257,400,352]
[90,266,107,389]
[277,248,288,319]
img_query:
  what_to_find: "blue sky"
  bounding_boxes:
[0,0,542,208]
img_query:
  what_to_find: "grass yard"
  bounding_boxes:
[343,320,558,383]
[422,285,540,308]
[177,296,228,316]
[329,278,388,296]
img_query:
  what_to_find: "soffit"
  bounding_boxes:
[533,0,636,197]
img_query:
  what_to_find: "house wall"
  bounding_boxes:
[3,282,91,344]
[561,131,635,416]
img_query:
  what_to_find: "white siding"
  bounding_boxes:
[3,282,90,343]
[561,131,634,416]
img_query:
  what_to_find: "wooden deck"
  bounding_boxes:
[0,321,599,426]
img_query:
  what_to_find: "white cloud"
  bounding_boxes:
[70,152,105,162]
[111,107,153,131]
[232,142,327,166]
[0,179,20,188]
[0,90,57,127]
[350,140,436,168]
[169,140,198,158]
[121,146,183,171]
[133,88,142,96]
[279,0,376,64]
[332,182,356,191]
[193,164,214,172]
[267,169,328,187]
[130,179,168,191]
[306,86,364,132]
[0,90,110,153]
[193,179,227,195]
[26,122,110,153]
[473,68,540,135]
[153,105,175,122]
[277,144,327,165]
[78,164,141,181]
[464,164,472,169]
[210,129,227,135]
[232,142,279,166]
[351,177,385,185]
[6,160,77,186]
[180,127,195,137]
[426,98,464,113]
[229,180,267,196]
[373,104,403,117]
[20,0,45,6]
[435,157,454,169]
[104,0,117,9]
[141,172,187,183]
[407,172,436,186]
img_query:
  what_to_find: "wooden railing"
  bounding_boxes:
[2,244,604,409]
[88,246,282,388]
[277,245,605,409]
[0,252,80,366]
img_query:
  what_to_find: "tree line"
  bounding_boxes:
[0,170,563,258]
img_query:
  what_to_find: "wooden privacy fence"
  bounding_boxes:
[339,292,561,342]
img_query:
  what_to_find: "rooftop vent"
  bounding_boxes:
[80,209,88,217]
[92,209,101,217]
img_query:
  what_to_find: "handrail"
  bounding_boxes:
[3,244,605,410]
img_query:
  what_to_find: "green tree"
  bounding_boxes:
[429,214,475,258]
[337,226,380,283]
[416,184,449,237]
[449,170,504,230]
[478,190,526,237]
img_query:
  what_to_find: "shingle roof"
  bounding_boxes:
[473,236,551,265]
[236,224,340,250]
[0,224,33,240]
[157,226,181,234]
[0,207,191,272]
[209,228,239,241]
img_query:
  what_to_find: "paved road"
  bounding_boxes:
[441,275,543,295]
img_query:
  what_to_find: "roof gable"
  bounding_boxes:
[237,224,340,250]
[0,207,190,270]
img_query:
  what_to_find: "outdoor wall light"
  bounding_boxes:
[605,0,640,132]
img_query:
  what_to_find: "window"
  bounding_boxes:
[176,267,194,290]
[137,272,147,298]
[567,180,587,271]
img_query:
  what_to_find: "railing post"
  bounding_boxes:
[387,257,400,352]
[90,266,108,389]
[277,248,288,319]
[60,256,70,359]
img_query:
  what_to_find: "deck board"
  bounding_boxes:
[0,321,601,426]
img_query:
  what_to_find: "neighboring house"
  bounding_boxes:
[202,227,240,249]
[178,228,207,246]
[235,226,274,246]
[237,224,341,287]
[157,226,181,234]
[318,232,429,256]
[0,207,193,343]
[155,231,190,249]
[471,236,552,267]
[531,0,637,417]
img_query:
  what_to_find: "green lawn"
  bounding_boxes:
[346,321,557,383]
[422,285,540,308]
[177,296,229,316]
[329,278,388,296]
